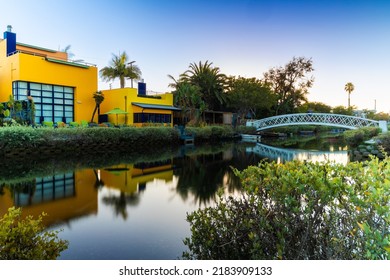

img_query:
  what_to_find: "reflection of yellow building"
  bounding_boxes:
[0,169,98,226]
[100,88,180,127]
[0,26,97,124]
[100,163,173,194]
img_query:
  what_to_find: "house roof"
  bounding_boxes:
[131,102,181,111]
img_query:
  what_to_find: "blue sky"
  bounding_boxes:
[1,0,390,112]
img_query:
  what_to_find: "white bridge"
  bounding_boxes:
[247,143,349,164]
[246,113,388,132]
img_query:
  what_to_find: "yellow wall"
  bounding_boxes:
[100,88,174,126]
[0,39,97,122]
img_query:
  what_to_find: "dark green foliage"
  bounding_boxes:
[234,125,257,134]
[0,207,68,260]
[225,76,275,121]
[262,57,314,115]
[183,158,390,260]
[375,132,390,153]
[343,127,380,147]
[185,125,235,143]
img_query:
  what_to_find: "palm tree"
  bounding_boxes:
[344,82,354,108]
[100,52,141,88]
[91,91,104,123]
[181,60,227,111]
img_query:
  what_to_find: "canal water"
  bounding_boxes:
[0,137,349,260]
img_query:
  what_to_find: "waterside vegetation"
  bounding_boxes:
[183,157,390,260]
[0,207,68,260]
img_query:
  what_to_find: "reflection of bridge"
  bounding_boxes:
[246,113,388,132]
[247,143,349,164]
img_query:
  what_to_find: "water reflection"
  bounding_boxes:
[248,143,350,164]
[0,140,350,259]
[0,169,98,227]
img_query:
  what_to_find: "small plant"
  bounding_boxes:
[0,207,68,260]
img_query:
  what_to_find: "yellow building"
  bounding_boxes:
[100,87,180,127]
[0,26,179,126]
[0,26,97,124]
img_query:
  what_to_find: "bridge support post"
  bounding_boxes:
[378,120,388,133]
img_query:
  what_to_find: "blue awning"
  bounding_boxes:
[132,102,181,111]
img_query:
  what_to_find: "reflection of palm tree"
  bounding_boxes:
[93,169,105,189]
[102,192,140,220]
[174,153,236,205]
[174,144,264,205]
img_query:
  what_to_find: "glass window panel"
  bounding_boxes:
[64,93,73,99]
[65,117,73,123]
[17,81,28,88]
[43,110,52,117]
[42,98,52,103]
[54,105,63,111]
[54,92,64,98]
[64,99,73,105]
[54,117,63,122]
[64,87,73,93]
[30,90,41,97]
[43,182,53,188]
[64,106,73,112]
[42,91,52,97]
[65,111,73,117]
[54,111,63,117]
[32,97,41,103]
[30,83,41,90]
[42,104,53,110]
[54,99,63,104]
[54,86,63,92]
[55,174,64,180]
[17,88,28,96]
[42,84,52,91]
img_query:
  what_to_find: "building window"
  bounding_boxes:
[133,113,171,123]
[13,81,74,124]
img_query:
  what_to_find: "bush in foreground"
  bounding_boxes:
[183,157,390,260]
[0,207,68,260]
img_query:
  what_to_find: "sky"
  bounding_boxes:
[1,0,390,112]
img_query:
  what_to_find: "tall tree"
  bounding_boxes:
[91,91,104,123]
[263,57,314,115]
[344,82,354,108]
[168,75,205,125]
[225,76,275,123]
[181,60,227,111]
[100,52,141,88]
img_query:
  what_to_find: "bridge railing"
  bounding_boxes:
[246,113,387,132]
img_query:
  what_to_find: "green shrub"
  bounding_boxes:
[375,132,390,153]
[0,207,68,259]
[343,127,380,147]
[186,125,235,143]
[183,158,390,260]
[234,125,256,134]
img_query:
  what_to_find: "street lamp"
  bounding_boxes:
[127,61,136,88]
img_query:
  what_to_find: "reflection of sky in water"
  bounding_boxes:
[247,143,350,165]
[56,177,204,260]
